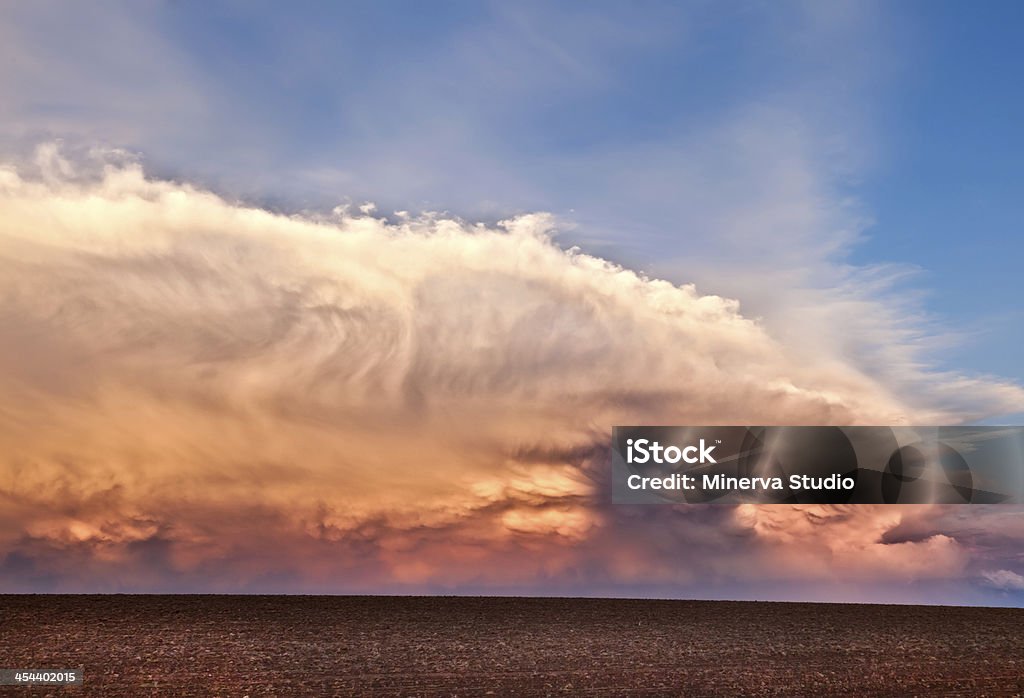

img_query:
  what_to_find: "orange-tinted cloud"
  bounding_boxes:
[1,149,1023,601]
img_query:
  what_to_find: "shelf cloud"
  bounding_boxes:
[1,147,1022,600]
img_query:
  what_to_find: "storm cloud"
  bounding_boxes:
[1,150,1023,602]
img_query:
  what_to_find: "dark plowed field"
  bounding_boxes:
[2,595,1023,696]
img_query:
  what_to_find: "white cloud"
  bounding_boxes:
[0,148,1020,597]
[981,569,1024,592]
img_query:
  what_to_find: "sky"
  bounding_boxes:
[1,1,1024,604]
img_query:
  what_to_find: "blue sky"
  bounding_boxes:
[2,0,1022,418]
[854,2,1024,386]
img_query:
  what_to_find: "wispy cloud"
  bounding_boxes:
[982,569,1024,592]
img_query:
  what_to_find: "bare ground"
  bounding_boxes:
[2,595,1023,696]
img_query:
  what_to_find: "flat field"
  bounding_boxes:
[2,595,1022,696]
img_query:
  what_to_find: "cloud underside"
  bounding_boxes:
[1,155,1022,599]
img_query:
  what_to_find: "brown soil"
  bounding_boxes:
[2,595,1023,696]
